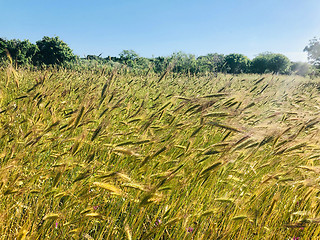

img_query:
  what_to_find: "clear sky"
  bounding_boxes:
[1,0,320,62]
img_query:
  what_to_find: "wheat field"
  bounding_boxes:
[1,67,320,239]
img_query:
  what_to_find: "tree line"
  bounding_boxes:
[1,36,319,76]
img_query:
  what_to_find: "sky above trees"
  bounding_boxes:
[1,0,320,62]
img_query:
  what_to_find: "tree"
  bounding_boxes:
[170,52,198,74]
[224,54,251,74]
[33,36,77,65]
[117,50,151,70]
[304,37,320,68]
[197,53,225,73]
[267,53,291,73]
[251,53,291,74]
[0,38,38,65]
[119,50,139,67]
[134,57,150,70]
[152,56,170,73]
[251,55,269,74]
[0,38,8,63]
[0,38,6,54]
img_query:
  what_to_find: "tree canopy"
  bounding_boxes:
[251,53,291,74]
[0,35,316,76]
[224,54,251,74]
[0,38,38,65]
[304,37,320,68]
[33,36,77,65]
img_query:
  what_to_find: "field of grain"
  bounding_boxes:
[1,68,320,239]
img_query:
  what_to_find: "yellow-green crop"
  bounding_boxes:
[1,67,320,239]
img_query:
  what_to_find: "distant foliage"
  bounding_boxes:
[251,53,291,74]
[170,52,198,74]
[33,36,77,65]
[197,53,225,73]
[86,54,104,61]
[1,35,317,76]
[0,38,38,65]
[266,53,291,74]
[118,50,150,70]
[119,50,139,64]
[224,54,251,74]
[250,55,269,74]
[152,56,170,73]
[304,37,320,68]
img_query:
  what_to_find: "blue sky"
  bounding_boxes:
[1,0,320,61]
